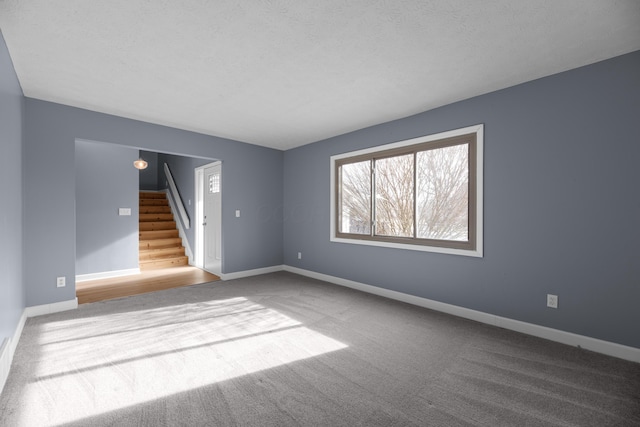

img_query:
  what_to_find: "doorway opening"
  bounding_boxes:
[195,161,222,275]
[75,142,222,303]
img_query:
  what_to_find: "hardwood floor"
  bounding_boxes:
[76,266,220,304]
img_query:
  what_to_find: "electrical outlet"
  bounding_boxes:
[297,252,302,260]
[57,276,66,288]
[547,294,558,309]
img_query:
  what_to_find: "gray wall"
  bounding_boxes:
[23,98,284,306]
[138,150,159,191]
[75,140,139,275]
[0,30,25,341]
[283,51,640,348]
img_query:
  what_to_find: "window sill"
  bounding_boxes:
[330,235,483,258]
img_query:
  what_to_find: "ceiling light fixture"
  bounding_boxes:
[133,157,148,170]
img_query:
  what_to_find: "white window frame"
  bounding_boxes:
[330,124,483,258]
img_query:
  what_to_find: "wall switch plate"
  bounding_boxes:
[297,252,302,259]
[118,208,131,216]
[57,276,66,288]
[547,294,558,308]
[235,210,240,218]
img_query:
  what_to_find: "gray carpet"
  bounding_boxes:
[1,272,639,426]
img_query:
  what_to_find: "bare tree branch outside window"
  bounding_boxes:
[333,125,481,255]
[339,143,469,241]
[339,161,371,234]
[417,144,468,241]
[375,154,414,237]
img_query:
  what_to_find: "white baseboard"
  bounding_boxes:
[0,338,7,394]
[220,265,284,281]
[76,268,140,283]
[1,298,78,394]
[283,266,640,363]
[0,311,27,394]
[24,298,78,318]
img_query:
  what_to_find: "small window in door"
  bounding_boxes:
[209,174,220,193]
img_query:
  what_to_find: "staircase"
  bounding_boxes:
[139,192,189,270]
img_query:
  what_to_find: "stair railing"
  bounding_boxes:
[164,163,190,229]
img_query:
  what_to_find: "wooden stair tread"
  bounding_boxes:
[139,229,179,239]
[140,206,172,214]
[139,221,177,231]
[140,256,189,270]
[140,254,188,261]
[139,247,186,260]
[139,237,183,249]
[139,191,187,271]
[140,199,169,206]
[139,192,167,199]
[140,213,174,222]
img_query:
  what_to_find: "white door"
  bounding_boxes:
[203,163,222,274]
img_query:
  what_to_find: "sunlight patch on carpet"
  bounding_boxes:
[16,297,347,426]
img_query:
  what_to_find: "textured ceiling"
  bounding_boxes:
[1,1,639,150]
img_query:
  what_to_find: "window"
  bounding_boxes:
[209,173,220,194]
[331,124,483,257]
